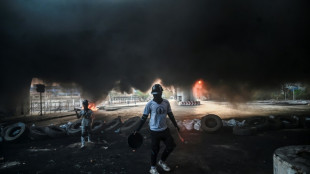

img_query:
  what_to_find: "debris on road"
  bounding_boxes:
[222,119,245,127]
[0,161,21,169]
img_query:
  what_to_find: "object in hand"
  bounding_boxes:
[177,131,184,143]
[128,132,143,149]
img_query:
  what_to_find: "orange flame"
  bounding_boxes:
[193,80,207,99]
[82,102,98,111]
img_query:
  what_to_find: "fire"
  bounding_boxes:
[82,102,98,111]
[193,80,207,100]
[88,103,98,111]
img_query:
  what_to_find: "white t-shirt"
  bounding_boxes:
[143,99,172,131]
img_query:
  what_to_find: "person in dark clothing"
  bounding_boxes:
[135,84,180,174]
[75,99,94,149]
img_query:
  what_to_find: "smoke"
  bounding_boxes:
[0,0,309,109]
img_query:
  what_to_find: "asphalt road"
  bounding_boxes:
[1,101,310,174]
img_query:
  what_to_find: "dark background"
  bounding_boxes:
[1,0,309,115]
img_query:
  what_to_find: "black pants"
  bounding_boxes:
[150,128,176,166]
[81,125,91,138]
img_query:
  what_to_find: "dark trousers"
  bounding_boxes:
[150,128,176,166]
[81,125,91,138]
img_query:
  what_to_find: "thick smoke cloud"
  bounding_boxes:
[0,0,309,110]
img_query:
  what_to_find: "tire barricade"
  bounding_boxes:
[91,120,105,134]
[2,114,308,142]
[201,114,223,133]
[233,126,257,136]
[178,101,200,106]
[29,126,49,140]
[67,120,82,136]
[120,116,141,135]
[245,116,270,131]
[3,122,29,142]
[44,126,67,138]
[279,116,299,129]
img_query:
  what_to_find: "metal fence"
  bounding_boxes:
[30,99,81,115]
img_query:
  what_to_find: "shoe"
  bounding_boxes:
[158,160,171,172]
[149,167,160,174]
[88,136,93,143]
[80,144,85,149]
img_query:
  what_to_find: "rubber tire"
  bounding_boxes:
[233,126,257,136]
[301,116,310,129]
[4,122,28,142]
[267,117,282,130]
[120,117,141,134]
[1,126,9,138]
[44,126,67,138]
[67,120,82,136]
[29,126,49,140]
[245,116,270,131]
[91,120,105,134]
[104,117,122,132]
[279,116,299,129]
[201,114,223,133]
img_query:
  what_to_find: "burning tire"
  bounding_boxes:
[29,126,48,140]
[67,120,82,136]
[104,117,122,132]
[279,116,299,129]
[245,116,270,131]
[91,120,105,134]
[233,126,257,136]
[120,117,141,134]
[201,114,223,133]
[4,122,28,142]
[44,126,66,138]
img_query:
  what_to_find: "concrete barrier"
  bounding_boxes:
[178,101,200,106]
[273,145,310,174]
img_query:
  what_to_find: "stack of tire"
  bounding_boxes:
[103,116,123,133]
[233,115,309,136]
[120,116,141,135]
[1,119,114,142]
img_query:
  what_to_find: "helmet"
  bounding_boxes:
[82,100,89,105]
[151,84,163,94]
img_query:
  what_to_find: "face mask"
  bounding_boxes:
[153,93,163,104]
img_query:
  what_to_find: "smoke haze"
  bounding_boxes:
[1,0,309,108]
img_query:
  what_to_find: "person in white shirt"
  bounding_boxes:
[135,84,180,174]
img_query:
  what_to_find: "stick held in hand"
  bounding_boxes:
[177,131,184,143]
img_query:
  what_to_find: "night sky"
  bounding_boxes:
[0,0,309,111]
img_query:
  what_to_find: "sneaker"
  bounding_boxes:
[88,136,93,143]
[80,144,85,149]
[158,160,171,172]
[149,167,160,174]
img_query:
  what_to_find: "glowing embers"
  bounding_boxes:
[193,80,207,100]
